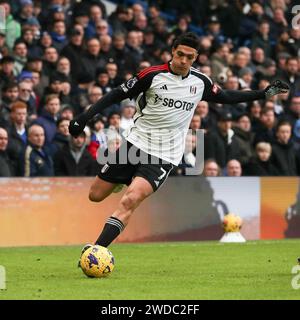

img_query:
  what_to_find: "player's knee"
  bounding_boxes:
[89,189,105,202]
[120,189,147,211]
[88,191,100,202]
[120,194,135,211]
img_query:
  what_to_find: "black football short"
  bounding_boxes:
[97,141,174,192]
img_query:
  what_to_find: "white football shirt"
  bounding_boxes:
[120,63,215,165]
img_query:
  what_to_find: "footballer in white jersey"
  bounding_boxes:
[69,32,289,254]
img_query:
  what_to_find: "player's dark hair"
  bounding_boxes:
[172,32,200,52]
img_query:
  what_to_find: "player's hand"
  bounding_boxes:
[68,115,87,137]
[264,80,289,99]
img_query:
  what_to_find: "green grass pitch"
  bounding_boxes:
[0,240,300,300]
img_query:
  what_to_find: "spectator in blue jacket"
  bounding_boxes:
[34,94,60,144]
[21,124,54,177]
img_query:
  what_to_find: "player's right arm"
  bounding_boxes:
[68,72,153,137]
[69,87,128,137]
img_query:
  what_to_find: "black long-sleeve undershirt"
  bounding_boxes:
[206,89,266,104]
[82,87,128,122]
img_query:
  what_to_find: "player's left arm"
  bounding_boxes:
[202,79,289,104]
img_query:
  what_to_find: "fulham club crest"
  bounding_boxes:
[190,86,197,94]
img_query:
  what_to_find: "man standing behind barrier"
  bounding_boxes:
[21,124,53,177]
